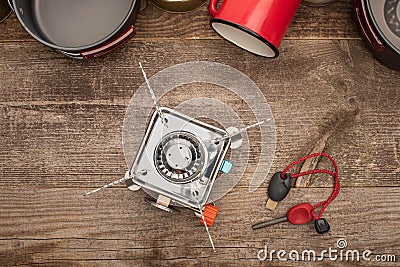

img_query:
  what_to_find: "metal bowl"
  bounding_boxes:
[151,0,207,13]
[302,0,338,7]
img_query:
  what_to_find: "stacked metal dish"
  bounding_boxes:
[354,0,400,70]
[9,0,141,59]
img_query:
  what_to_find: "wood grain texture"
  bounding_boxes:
[0,0,360,42]
[1,0,399,265]
[0,187,399,266]
[0,40,399,189]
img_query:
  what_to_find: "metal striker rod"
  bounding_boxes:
[84,170,147,196]
[214,119,270,143]
[252,217,287,230]
[138,62,166,124]
[192,188,216,252]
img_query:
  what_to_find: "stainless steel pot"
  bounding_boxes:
[10,0,141,59]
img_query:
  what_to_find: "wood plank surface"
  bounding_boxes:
[0,40,399,188]
[0,187,399,266]
[0,0,399,266]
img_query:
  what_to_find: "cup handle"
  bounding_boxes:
[209,0,222,17]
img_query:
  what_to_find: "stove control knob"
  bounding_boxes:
[200,204,219,227]
[219,159,233,174]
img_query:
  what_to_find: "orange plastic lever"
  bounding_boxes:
[200,204,219,227]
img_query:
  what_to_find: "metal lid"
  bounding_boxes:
[367,0,400,53]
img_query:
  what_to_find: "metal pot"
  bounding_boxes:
[354,0,400,70]
[302,0,337,7]
[150,0,207,13]
[10,0,141,59]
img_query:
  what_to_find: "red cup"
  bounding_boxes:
[209,0,301,57]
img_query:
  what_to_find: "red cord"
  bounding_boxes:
[280,153,340,220]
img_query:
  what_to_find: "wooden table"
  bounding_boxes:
[0,1,399,266]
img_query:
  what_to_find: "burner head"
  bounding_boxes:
[154,131,207,184]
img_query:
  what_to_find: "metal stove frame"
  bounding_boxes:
[126,107,231,210]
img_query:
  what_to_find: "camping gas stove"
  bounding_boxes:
[85,63,268,251]
[125,106,233,226]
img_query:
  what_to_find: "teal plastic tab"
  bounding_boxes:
[219,160,233,174]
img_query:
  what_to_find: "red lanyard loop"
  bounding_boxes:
[280,153,340,220]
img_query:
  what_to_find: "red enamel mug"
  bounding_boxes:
[209,0,301,57]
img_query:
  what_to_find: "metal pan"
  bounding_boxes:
[10,0,140,59]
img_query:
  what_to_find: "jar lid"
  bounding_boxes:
[367,0,400,53]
